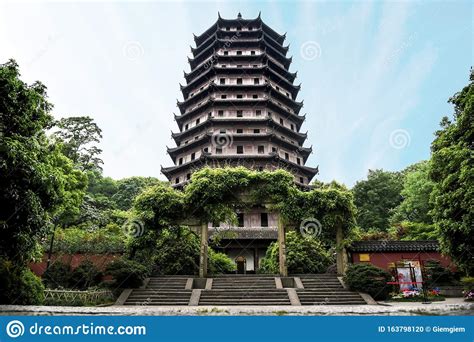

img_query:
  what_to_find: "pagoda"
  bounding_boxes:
[161,13,318,273]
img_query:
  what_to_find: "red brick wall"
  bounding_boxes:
[350,251,454,270]
[29,253,122,277]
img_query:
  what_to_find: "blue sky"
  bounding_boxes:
[0,1,472,186]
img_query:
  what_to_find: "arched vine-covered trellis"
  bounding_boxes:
[132,167,356,277]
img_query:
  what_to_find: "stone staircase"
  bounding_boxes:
[296,274,366,305]
[199,276,291,305]
[122,276,192,306]
[119,274,367,306]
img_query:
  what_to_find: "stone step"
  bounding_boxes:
[124,301,190,306]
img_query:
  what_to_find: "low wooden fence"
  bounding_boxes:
[44,289,114,303]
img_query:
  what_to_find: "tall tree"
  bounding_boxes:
[53,116,103,171]
[112,176,162,211]
[390,160,435,225]
[430,70,474,275]
[0,59,86,264]
[352,169,403,231]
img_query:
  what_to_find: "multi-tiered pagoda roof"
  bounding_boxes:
[162,12,318,187]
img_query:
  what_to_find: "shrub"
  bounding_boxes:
[0,259,44,305]
[209,250,236,274]
[42,261,72,289]
[105,258,148,289]
[344,263,393,300]
[461,277,474,301]
[259,231,331,274]
[69,260,102,290]
[424,260,458,287]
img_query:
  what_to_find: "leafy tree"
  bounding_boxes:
[388,221,437,241]
[429,70,474,275]
[0,59,85,264]
[352,169,403,231]
[259,231,332,274]
[112,176,162,211]
[53,116,103,171]
[390,161,435,225]
[344,263,393,300]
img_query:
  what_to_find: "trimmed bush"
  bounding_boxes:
[0,259,44,305]
[424,260,458,287]
[42,261,72,289]
[105,258,148,289]
[69,260,102,290]
[259,231,331,274]
[344,263,393,300]
[209,250,236,274]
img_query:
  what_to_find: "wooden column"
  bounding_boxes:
[199,222,208,278]
[335,221,347,275]
[277,215,288,277]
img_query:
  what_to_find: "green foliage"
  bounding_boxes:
[42,261,72,289]
[105,258,148,289]
[352,169,403,231]
[388,221,437,241]
[390,161,435,225]
[424,260,458,287]
[429,70,474,275]
[152,227,200,275]
[209,249,237,274]
[0,59,86,264]
[112,177,163,211]
[53,116,103,171]
[0,258,44,305]
[344,263,393,300]
[260,231,331,274]
[461,277,474,290]
[49,227,126,254]
[69,260,102,290]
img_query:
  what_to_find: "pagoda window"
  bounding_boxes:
[237,213,244,227]
[237,64,242,68]
[253,64,258,68]
[279,118,284,125]
[216,147,222,154]
[237,110,243,117]
[272,147,277,153]
[221,64,226,68]
[203,147,208,153]
[252,94,258,98]
[220,78,225,84]
[254,78,259,85]
[236,129,243,134]
[185,123,189,130]
[200,86,204,91]
[191,152,196,160]
[297,158,301,165]
[221,94,227,99]
[258,166,264,171]
[237,94,243,99]
[185,140,189,144]
[254,129,260,133]
[276,86,280,91]
[285,152,289,160]
[258,145,264,154]
[190,92,193,97]
[286,92,290,97]
[178,157,183,165]
[299,177,304,184]
[237,51,242,56]
[256,110,261,116]
[261,213,268,227]
[196,118,200,125]
[237,78,243,84]
[237,27,242,31]
[249,27,253,31]
[237,146,244,154]
[251,51,256,55]
[290,124,295,130]
[194,136,199,140]
[220,129,226,134]
[226,27,230,31]
[208,112,212,118]
[218,110,224,117]
[186,173,191,180]
[175,177,180,184]
[224,51,229,56]
[281,135,285,140]
[290,140,294,144]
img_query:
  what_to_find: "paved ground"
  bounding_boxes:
[1,298,472,316]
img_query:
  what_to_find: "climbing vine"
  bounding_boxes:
[132,167,356,242]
